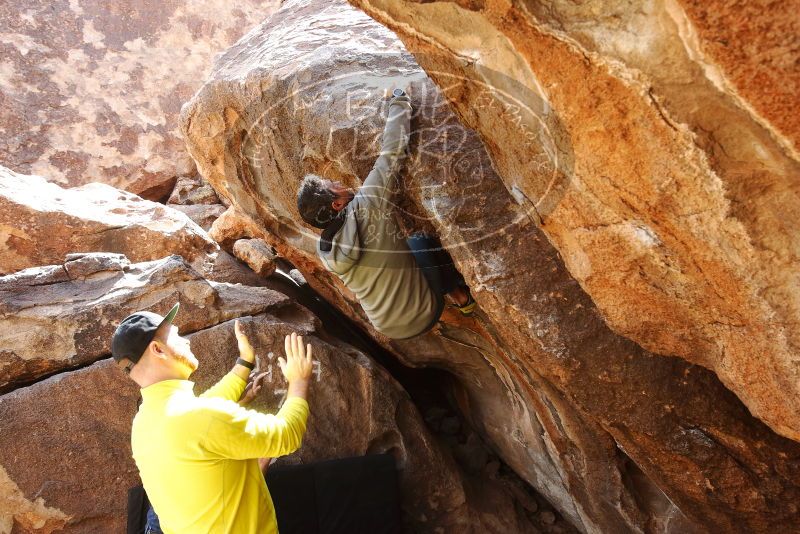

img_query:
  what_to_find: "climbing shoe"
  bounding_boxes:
[452,293,477,317]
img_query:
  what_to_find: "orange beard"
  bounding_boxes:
[171,351,198,373]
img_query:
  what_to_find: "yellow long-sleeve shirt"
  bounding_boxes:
[131,372,309,533]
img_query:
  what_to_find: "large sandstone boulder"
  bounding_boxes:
[0,0,280,199]
[0,253,284,391]
[0,359,139,533]
[0,165,218,275]
[180,1,800,532]
[347,0,800,443]
[0,308,547,533]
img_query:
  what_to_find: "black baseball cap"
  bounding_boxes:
[111,303,180,373]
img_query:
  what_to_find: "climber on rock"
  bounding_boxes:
[296,88,476,340]
[111,304,313,533]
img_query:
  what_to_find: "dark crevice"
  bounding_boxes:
[0,355,109,396]
[138,176,178,204]
[617,446,701,534]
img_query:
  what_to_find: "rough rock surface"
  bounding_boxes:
[347,0,800,442]
[0,165,218,274]
[204,249,279,287]
[181,1,800,532]
[170,203,227,231]
[209,205,264,248]
[165,173,227,230]
[0,253,284,391]
[167,174,223,206]
[0,0,280,198]
[676,0,799,151]
[0,359,139,533]
[233,238,277,277]
[0,308,544,533]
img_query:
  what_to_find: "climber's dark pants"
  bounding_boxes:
[406,233,466,334]
[145,506,162,534]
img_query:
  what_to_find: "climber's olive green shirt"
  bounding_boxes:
[319,95,439,339]
[131,372,309,534]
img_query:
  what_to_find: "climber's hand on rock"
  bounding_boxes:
[385,85,409,100]
[279,332,313,384]
[234,319,256,363]
[239,370,269,406]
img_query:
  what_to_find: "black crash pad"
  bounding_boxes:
[266,453,403,534]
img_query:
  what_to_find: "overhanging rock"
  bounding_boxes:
[346,0,800,442]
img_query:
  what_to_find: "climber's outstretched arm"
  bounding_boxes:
[359,92,412,208]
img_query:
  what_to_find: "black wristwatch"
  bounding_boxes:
[392,88,405,98]
[236,357,255,370]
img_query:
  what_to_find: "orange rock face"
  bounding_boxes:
[677,0,800,150]
[180,0,800,532]
[346,0,800,441]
